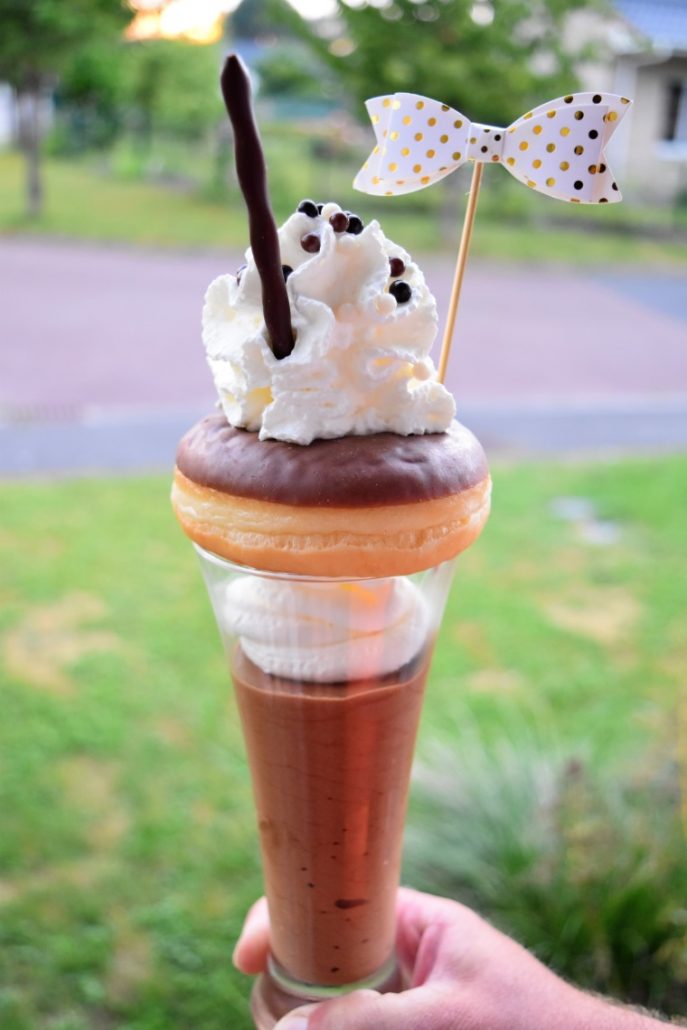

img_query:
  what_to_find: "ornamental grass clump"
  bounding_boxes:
[405,711,687,1016]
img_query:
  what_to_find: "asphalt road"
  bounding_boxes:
[1,237,686,474]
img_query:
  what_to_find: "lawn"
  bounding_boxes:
[0,456,686,1028]
[2,148,687,266]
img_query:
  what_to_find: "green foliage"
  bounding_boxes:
[0,0,128,216]
[57,40,124,110]
[0,0,127,89]
[52,38,224,155]
[230,0,275,41]
[406,720,687,1013]
[256,43,329,100]
[270,0,599,126]
[0,2,221,193]
[120,41,224,142]
[54,40,128,152]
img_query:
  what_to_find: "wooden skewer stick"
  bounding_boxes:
[437,162,484,385]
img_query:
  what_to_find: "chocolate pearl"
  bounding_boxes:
[390,280,411,304]
[282,264,293,280]
[297,199,319,218]
[329,211,349,233]
[389,256,405,277]
[301,233,321,253]
[316,203,324,214]
[346,215,364,235]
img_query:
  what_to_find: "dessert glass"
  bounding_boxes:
[196,545,456,1028]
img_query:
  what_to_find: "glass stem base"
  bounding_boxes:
[250,953,404,1029]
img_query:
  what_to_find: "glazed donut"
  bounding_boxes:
[172,413,491,578]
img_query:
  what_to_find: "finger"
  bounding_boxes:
[273,1001,321,1029]
[232,896,270,974]
[395,887,460,977]
[396,887,485,987]
[276,984,456,1030]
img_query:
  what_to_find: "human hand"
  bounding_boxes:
[233,888,667,1030]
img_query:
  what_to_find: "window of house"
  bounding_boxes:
[664,79,687,142]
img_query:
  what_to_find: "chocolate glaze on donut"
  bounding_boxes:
[176,413,488,508]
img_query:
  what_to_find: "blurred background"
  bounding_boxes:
[1,1,686,1028]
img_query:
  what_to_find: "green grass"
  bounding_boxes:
[1,456,686,1026]
[2,147,687,265]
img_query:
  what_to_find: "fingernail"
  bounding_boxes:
[274,1003,320,1029]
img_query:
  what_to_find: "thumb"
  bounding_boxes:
[273,1001,321,1029]
[275,984,454,1029]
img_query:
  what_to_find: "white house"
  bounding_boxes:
[0,84,15,146]
[570,0,687,203]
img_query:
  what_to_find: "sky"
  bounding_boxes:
[126,0,339,42]
[285,0,339,16]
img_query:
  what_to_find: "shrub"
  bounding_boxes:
[405,710,687,1015]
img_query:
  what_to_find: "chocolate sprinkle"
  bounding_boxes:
[329,211,349,233]
[390,279,412,304]
[297,198,319,217]
[301,232,321,253]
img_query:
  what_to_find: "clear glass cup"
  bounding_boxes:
[196,545,456,1028]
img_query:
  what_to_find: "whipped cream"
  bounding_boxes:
[223,574,428,682]
[203,203,455,445]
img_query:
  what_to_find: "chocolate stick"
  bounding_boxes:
[220,55,294,360]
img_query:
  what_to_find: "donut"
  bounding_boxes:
[171,413,491,578]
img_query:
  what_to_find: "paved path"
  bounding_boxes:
[1,238,686,474]
[3,401,687,478]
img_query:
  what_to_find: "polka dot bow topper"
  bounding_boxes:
[354,91,632,204]
[353,89,633,384]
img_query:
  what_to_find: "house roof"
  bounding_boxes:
[615,0,687,50]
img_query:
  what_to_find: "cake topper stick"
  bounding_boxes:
[220,55,294,360]
[437,162,483,384]
[354,90,631,382]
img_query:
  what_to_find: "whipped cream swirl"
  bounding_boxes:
[223,575,428,682]
[203,203,455,445]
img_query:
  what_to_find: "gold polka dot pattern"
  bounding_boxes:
[353,90,632,204]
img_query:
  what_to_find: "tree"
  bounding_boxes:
[231,0,276,41]
[121,40,223,149]
[256,44,329,100]
[56,39,126,153]
[268,0,599,129]
[0,0,127,216]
